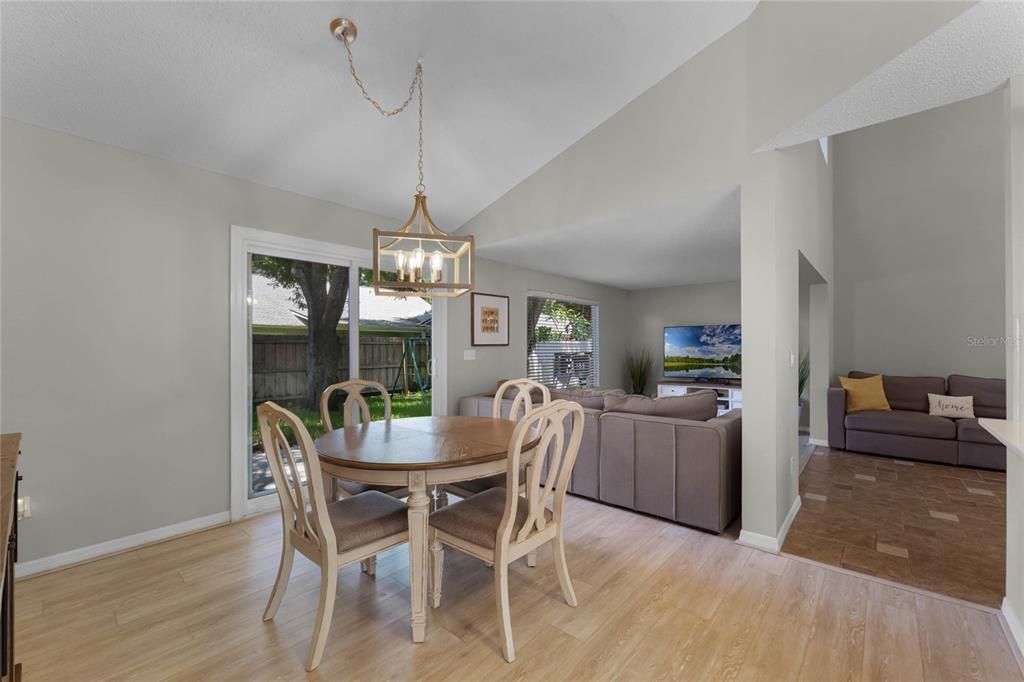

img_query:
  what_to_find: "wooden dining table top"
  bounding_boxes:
[313,415,539,470]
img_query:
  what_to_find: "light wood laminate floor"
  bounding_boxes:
[783,448,1006,607]
[15,495,1023,681]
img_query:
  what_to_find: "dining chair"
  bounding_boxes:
[321,379,409,506]
[441,378,550,502]
[428,399,585,662]
[257,401,409,672]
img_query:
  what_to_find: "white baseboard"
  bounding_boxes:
[1002,597,1024,672]
[737,496,802,554]
[737,529,781,553]
[808,438,828,447]
[15,511,230,578]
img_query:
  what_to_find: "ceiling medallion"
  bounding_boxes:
[331,17,474,298]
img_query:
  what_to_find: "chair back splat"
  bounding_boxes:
[320,379,392,431]
[501,399,584,546]
[256,401,335,553]
[493,378,551,422]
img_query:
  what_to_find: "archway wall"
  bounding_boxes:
[739,140,834,548]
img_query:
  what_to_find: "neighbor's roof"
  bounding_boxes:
[250,274,430,329]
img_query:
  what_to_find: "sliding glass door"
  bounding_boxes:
[231,225,442,517]
[247,254,355,499]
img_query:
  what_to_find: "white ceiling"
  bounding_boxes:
[0,1,756,228]
[760,0,1024,151]
[479,187,740,290]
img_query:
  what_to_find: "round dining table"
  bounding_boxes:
[314,415,539,643]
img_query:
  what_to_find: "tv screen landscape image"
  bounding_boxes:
[664,324,742,380]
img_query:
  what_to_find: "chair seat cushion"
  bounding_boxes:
[429,487,552,549]
[338,480,406,497]
[448,473,507,496]
[845,409,955,440]
[957,418,1002,446]
[326,491,408,552]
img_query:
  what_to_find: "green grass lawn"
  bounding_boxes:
[252,391,432,447]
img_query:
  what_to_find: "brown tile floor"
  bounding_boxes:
[781,447,1007,607]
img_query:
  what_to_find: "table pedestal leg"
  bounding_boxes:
[407,471,429,643]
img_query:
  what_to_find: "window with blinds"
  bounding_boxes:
[526,294,600,389]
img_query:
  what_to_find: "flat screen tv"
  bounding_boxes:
[664,324,742,380]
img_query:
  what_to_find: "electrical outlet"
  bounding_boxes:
[17,496,30,520]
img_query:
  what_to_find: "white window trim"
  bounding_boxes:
[526,289,599,307]
[229,225,447,520]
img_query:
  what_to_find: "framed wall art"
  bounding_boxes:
[471,292,510,346]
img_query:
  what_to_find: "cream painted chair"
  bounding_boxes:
[321,379,409,506]
[257,401,409,672]
[428,399,585,662]
[441,379,550,502]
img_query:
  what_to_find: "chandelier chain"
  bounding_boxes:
[417,68,424,193]
[343,40,426,192]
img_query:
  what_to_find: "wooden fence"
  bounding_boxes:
[252,334,430,403]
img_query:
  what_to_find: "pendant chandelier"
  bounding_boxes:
[331,18,474,298]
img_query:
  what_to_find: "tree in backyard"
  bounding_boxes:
[252,255,349,408]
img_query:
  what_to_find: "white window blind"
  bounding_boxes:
[526,294,600,389]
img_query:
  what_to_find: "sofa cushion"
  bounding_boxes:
[848,371,946,412]
[485,380,545,402]
[603,390,717,422]
[928,393,975,419]
[550,387,624,410]
[839,375,891,414]
[844,409,956,440]
[948,374,1006,419]
[956,418,1002,446]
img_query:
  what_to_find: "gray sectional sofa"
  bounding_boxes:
[458,386,742,533]
[827,371,1006,471]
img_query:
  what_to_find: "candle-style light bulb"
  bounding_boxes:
[410,247,425,282]
[394,250,408,281]
[430,251,444,282]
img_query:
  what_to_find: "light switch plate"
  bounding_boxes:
[463,349,476,361]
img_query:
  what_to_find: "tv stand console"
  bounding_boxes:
[657,382,742,415]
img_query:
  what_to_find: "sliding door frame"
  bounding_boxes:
[229,225,372,520]
[230,225,448,519]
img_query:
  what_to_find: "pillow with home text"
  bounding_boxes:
[928,393,974,419]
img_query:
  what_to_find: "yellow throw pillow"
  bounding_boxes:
[839,374,891,414]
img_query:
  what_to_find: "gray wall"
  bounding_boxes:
[0,119,399,561]
[1002,74,1024,660]
[0,119,636,562]
[445,257,631,415]
[833,92,1006,379]
[624,281,741,395]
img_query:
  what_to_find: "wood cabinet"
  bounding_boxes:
[1,433,21,682]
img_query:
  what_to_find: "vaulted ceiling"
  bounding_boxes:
[0,1,756,228]
[761,0,1024,151]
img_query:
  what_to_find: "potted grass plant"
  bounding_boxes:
[626,349,653,396]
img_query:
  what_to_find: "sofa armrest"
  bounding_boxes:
[827,387,847,449]
[598,410,740,532]
[457,394,494,417]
